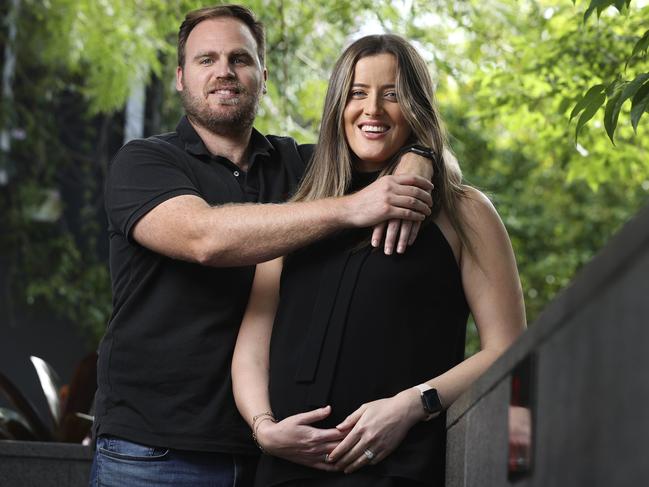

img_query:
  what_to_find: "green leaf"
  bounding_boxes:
[604,74,649,141]
[613,0,626,12]
[630,80,649,132]
[604,83,624,143]
[575,91,606,142]
[570,84,606,121]
[631,30,649,59]
[583,0,612,23]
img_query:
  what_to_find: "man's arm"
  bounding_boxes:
[132,174,433,267]
[373,151,435,254]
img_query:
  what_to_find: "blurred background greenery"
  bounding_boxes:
[0,0,647,355]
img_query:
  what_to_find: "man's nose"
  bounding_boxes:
[212,59,235,78]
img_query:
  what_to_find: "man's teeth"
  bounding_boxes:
[213,89,237,95]
[361,125,388,133]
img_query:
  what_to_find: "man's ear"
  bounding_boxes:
[176,66,184,92]
[262,68,268,94]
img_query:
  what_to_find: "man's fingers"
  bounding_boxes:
[389,183,433,207]
[392,174,434,192]
[408,221,421,246]
[396,220,413,254]
[383,220,400,255]
[371,223,386,248]
[388,195,432,216]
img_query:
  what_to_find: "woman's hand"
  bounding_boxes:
[255,406,346,471]
[327,389,425,473]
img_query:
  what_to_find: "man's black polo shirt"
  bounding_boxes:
[94,116,313,454]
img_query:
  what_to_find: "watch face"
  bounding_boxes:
[422,388,443,414]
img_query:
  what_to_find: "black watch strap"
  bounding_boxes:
[400,144,437,162]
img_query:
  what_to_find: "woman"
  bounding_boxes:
[232,34,526,486]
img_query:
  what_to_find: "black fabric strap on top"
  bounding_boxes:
[294,251,350,384]
[295,246,373,408]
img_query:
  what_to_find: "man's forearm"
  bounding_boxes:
[194,198,345,266]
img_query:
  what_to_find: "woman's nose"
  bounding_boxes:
[364,93,383,115]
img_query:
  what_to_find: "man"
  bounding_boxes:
[90,5,434,486]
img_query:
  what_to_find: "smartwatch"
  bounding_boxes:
[415,383,443,421]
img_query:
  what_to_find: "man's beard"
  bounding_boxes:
[180,81,259,136]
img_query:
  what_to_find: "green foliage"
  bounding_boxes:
[570,0,649,143]
[3,0,648,358]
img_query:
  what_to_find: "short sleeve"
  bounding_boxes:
[297,143,315,168]
[105,139,201,241]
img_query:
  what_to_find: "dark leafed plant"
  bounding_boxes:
[0,352,97,443]
[570,0,649,143]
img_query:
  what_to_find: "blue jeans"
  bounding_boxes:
[89,435,257,487]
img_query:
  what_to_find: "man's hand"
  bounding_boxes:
[255,406,345,471]
[341,174,433,233]
[372,151,435,254]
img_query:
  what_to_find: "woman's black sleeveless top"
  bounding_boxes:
[256,171,469,486]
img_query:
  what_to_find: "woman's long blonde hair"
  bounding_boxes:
[292,34,471,250]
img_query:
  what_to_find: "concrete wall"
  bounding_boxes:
[0,441,92,486]
[446,203,649,487]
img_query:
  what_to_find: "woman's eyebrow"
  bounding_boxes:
[351,83,396,89]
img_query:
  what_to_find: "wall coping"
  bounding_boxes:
[0,440,93,460]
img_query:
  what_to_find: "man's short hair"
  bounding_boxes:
[177,4,266,68]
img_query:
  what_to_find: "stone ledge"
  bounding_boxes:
[0,440,92,460]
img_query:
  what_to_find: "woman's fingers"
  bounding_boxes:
[336,405,365,431]
[309,461,340,472]
[327,428,360,463]
[334,439,375,472]
[342,447,376,474]
[290,405,332,425]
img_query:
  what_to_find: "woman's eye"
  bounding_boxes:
[351,90,366,98]
[385,91,397,100]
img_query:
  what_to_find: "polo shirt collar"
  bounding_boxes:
[176,116,273,163]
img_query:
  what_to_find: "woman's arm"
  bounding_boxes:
[231,258,344,470]
[328,187,527,472]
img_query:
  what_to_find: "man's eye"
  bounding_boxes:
[200,58,213,65]
[232,56,249,65]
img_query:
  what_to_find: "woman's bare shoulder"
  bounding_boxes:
[456,186,512,257]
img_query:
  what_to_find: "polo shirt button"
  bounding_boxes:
[233,170,240,177]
